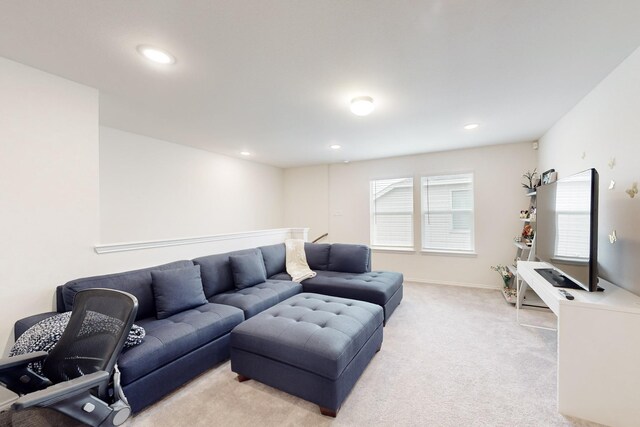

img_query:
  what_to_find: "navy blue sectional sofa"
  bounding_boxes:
[13,242,403,413]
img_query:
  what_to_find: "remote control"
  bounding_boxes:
[558,289,574,300]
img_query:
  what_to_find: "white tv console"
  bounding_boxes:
[516,261,640,427]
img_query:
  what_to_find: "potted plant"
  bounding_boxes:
[491,264,516,301]
[522,169,539,194]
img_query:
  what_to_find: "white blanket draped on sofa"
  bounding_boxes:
[285,239,317,282]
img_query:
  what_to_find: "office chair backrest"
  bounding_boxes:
[42,289,138,385]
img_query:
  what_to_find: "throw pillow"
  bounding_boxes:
[10,312,145,375]
[229,253,267,289]
[151,265,208,319]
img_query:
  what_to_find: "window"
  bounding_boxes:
[421,173,474,252]
[370,177,414,248]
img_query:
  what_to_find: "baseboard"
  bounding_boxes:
[405,277,501,290]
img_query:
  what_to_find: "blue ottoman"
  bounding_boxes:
[230,293,384,417]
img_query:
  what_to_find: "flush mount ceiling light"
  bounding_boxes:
[136,45,176,65]
[330,144,342,149]
[240,151,251,156]
[350,96,375,116]
[463,123,480,130]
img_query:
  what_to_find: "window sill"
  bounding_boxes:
[371,246,416,254]
[420,249,477,257]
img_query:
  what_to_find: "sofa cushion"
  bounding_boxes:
[117,303,244,386]
[268,272,292,281]
[258,243,286,277]
[193,248,263,298]
[151,265,208,319]
[60,260,194,320]
[210,280,302,319]
[304,243,331,271]
[301,271,403,306]
[229,253,267,289]
[328,243,370,273]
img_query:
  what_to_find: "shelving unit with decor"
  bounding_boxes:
[500,190,547,308]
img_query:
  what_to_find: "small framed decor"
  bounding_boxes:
[541,168,557,185]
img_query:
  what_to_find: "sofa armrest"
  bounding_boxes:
[14,312,60,340]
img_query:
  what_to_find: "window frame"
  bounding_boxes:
[369,176,415,250]
[420,172,476,254]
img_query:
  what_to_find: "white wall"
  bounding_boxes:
[283,165,329,242]
[0,57,100,351]
[539,46,640,295]
[286,142,536,288]
[0,59,289,354]
[100,127,284,243]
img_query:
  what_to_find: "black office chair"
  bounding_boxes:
[0,288,138,426]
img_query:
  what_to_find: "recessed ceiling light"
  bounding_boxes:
[464,123,480,130]
[330,144,342,150]
[350,96,375,116]
[240,151,251,156]
[137,45,176,65]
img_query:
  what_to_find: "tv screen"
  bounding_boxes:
[535,168,599,291]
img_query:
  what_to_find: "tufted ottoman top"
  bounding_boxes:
[230,293,383,380]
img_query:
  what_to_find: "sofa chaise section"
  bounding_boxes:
[296,271,403,324]
[260,243,403,324]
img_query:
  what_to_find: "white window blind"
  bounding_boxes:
[370,177,414,248]
[554,175,590,259]
[421,173,474,252]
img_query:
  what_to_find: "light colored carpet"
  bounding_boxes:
[125,282,601,427]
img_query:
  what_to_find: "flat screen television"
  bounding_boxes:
[535,168,599,292]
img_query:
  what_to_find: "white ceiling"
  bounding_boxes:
[2,1,640,168]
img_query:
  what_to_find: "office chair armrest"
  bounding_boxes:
[0,352,51,394]
[0,351,48,372]
[12,370,110,410]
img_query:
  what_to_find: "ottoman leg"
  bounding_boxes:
[319,406,337,418]
[237,374,251,382]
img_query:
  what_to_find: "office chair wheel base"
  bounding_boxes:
[109,402,131,426]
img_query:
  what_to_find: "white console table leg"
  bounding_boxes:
[516,272,527,309]
[516,272,557,331]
